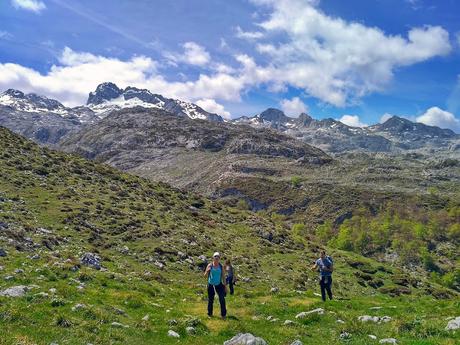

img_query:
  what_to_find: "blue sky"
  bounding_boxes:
[0,0,459,130]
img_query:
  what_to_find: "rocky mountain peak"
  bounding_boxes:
[2,89,25,98]
[258,108,290,123]
[87,82,123,105]
[371,115,456,138]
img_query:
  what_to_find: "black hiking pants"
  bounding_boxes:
[226,276,234,295]
[319,275,333,301]
[207,283,227,317]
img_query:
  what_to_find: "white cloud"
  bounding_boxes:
[280,97,307,116]
[235,26,264,40]
[416,107,460,132]
[338,114,367,127]
[196,98,231,119]
[244,0,451,106]
[11,0,46,13]
[0,47,258,107]
[165,42,211,67]
[0,31,13,40]
[380,113,394,123]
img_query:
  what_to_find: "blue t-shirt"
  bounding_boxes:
[316,256,333,276]
[208,264,222,286]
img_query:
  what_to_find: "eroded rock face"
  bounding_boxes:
[223,333,267,345]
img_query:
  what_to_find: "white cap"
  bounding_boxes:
[213,252,220,258]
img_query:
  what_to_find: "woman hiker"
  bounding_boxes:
[204,252,227,319]
[224,259,236,295]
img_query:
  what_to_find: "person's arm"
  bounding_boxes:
[311,260,318,271]
[204,263,211,277]
[221,266,226,286]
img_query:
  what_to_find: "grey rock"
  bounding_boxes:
[0,285,29,297]
[111,322,129,328]
[167,330,180,338]
[284,320,295,326]
[186,326,196,334]
[368,335,377,340]
[379,339,397,344]
[290,341,303,345]
[358,315,381,323]
[80,252,101,270]
[445,316,460,330]
[71,303,86,311]
[340,332,351,340]
[295,308,325,319]
[0,248,6,257]
[223,333,267,345]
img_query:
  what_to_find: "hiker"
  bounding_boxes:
[204,252,227,319]
[224,259,236,295]
[311,250,333,301]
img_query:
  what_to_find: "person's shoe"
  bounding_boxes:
[221,316,226,320]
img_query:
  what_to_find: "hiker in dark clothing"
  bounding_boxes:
[224,259,236,295]
[204,252,227,319]
[312,250,333,301]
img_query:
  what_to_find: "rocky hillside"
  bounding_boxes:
[59,107,331,190]
[0,89,96,144]
[0,126,458,344]
[234,109,459,154]
[0,83,224,145]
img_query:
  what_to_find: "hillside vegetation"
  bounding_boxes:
[0,126,459,344]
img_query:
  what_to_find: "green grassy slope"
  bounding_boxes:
[0,127,459,345]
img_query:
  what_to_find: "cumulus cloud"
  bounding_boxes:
[196,98,231,119]
[165,41,211,67]
[380,113,394,123]
[338,114,367,127]
[416,107,460,132]
[235,26,264,40]
[280,97,307,116]
[0,31,13,40]
[11,0,46,13]
[0,47,258,107]
[244,0,451,106]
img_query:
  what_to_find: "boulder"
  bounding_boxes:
[111,322,129,328]
[0,285,29,297]
[168,330,180,338]
[223,333,267,345]
[379,339,397,344]
[186,326,196,334]
[290,341,303,345]
[80,253,101,270]
[445,316,460,330]
[358,315,391,323]
[368,335,377,340]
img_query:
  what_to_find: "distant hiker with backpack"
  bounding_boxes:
[204,252,227,319]
[312,250,333,301]
[224,259,236,295]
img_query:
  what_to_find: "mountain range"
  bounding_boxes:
[0,82,458,154]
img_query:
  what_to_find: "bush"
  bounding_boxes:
[291,176,302,188]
